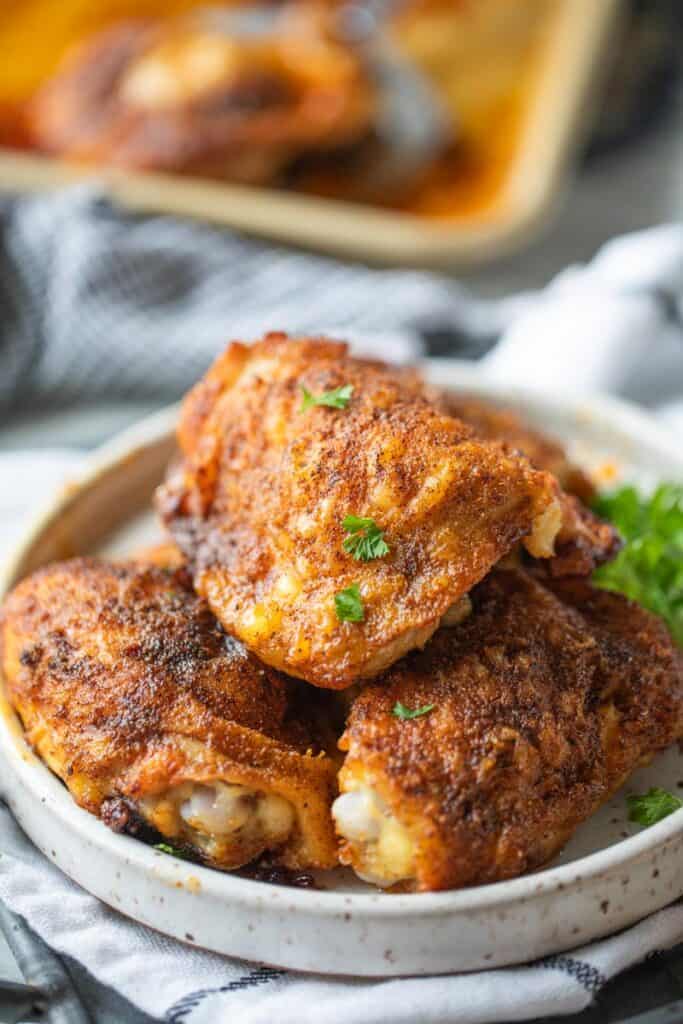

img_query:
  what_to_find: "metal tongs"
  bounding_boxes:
[200,0,452,194]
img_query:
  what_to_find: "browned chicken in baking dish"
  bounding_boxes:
[26,6,374,184]
[333,568,683,891]
[158,333,567,689]
[0,558,339,871]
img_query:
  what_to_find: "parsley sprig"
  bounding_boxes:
[335,583,364,622]
[342,515,389,562]
[155,842,189,860]
[300,384,353,412]
[592,483,683,646]
[393,701,434,720]
[627,787,683,826]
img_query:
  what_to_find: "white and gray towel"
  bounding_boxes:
[1,188,680,414]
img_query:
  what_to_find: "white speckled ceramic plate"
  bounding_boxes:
[1,361,682,977]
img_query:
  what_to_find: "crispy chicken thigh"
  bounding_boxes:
[158,333,563,688]
[333,569,683,891]
[0,559,338,871]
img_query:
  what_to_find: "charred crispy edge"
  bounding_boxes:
[101,795,152,836]
[238,860,318,889]
[542,495,623,578]
[99,795,200,863]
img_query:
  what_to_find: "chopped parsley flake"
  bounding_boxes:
[334,583,364,622]
[392,701,434,720]
[342,515,389,561]
[155,842,189,860]
[300,383,353,412]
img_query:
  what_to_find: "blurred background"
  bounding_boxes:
[0,0,680,450]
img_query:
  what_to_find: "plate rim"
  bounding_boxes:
[1,367,682,920]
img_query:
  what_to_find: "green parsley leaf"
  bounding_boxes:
[592,483,683,647]
[155,842,189,860]
[627,787,683,827]
[392,701,434,720]
[334,583,364,622]
[342,515,389,561]
[300,383,354,412]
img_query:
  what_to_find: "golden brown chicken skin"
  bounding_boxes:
[333,569,683,891]
[543,575,683,788]
[438,393,595,503]
[356,372,618,576]
[158,333,564,689]
[132,540,186,571]
[0,558,339,871]
[26,9,374,185]
[427,391,621,576]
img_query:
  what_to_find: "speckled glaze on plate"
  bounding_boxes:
[1,361,682,977]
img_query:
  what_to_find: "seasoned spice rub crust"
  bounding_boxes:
[0,558,339,871]
[429,392,621,576]
[158,333,562,688]
[436,394,596,503]
[335,569,683,891]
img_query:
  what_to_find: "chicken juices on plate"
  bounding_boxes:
[158,333,564,689]
[333,569,683,891]
[0,558,338,871]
